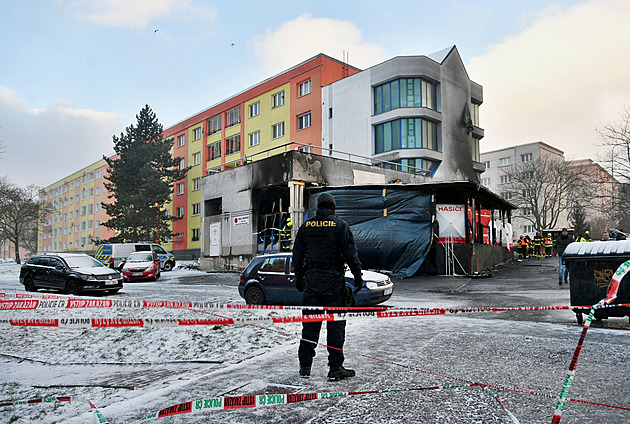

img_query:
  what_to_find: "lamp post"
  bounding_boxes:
[611,145,618,230]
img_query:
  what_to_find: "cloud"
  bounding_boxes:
[0,87,125,187]
[61,0,216,28]
[467,0,630,160]
[252,14,388,76]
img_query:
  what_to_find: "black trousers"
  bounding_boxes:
[298,290,346,368]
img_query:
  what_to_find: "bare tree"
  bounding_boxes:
[502,156,590,231]
[0,178,49,263]
[598,105,630,230]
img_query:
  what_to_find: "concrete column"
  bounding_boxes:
[289,181,305,247]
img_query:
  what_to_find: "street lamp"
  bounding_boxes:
[611,144,618,230]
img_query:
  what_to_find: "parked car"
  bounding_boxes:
[19,253,123,295]
[95,242,176,271]
[238,253,393,306]
[121,251,161,281]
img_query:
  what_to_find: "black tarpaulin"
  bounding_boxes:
[308,188,433,278]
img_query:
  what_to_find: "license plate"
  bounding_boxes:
[384,288,392,296]
[132,272,144,277]
[105,280,118,285]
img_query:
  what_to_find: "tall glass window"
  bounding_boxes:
[374,78,436,114]
[374,118,438,154]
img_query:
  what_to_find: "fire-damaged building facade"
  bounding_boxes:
[199,46,512,276]
[200,150,514,276]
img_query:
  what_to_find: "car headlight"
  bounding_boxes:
[146,264,154,271]
[366,281,377,289]
[80,275,97,281]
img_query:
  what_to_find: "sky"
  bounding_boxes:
[1,0,629,188]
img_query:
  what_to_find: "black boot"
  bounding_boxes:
[299,365,311,378]
[328,366,355,381]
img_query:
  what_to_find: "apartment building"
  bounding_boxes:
[39,158,114,253]
[39,54,358,258]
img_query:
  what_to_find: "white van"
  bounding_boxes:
[95,243,176,271]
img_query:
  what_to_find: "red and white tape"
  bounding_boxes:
[0,396,109,423]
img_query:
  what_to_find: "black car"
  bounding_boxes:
[19,253,123,295]
[238,253,393,306]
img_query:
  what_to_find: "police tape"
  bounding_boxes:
[0,396,109,423]
[0,308,446,328]
[0,293,388,312]
[1,294,628,313]
[132,383,479,422]
[551,259,630,424]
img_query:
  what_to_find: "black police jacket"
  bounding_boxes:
[293,208,362,295]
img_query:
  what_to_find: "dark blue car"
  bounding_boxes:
[238,253,393,306]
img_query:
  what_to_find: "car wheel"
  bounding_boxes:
[65,280,80,296]
[245,287,265,305]
[24,277,37,292]
[108,289,120,295]
[163,261,174,272]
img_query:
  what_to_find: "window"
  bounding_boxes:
[521,153,533,163]
[522,207,533,216]
[81,221,86,231]
[472,136,480,162]
[499,157,511,167]
[484,161,490,169]
[96,170,101,179]
[81,189,86,200]
[298,80,311,97]
[95,187,100,196]
[523,225,535,233]
[95,203,100,212]
[249,130,260,147]
[95,220,100,229]
[225,134,241,155]
[272,91,285,108]
[297,112,311,130]
[193,127,202,141]
[471,103,480,127]
[523,189,533,197]
[88,203,93,214]
[69,211,73,219]
[502,191,513,200]
[69,197,73,205]
[272,122,285,139]
[192,152,201,166]
[208,141,221,161]
[208,115,221,135]
[177,134,185,147]
[177,207,184,218]
[374,78,436,114]
[481,178,491,186]
[177,183,185,195]
[249,102,260,118]
[192,228,200,242]
[81,206,86,216]
[374,118,439,154]
[88,188,93,198]
[500,175,511,184]
[88,220,93,230]
[226,106,241,128]
[178,158,186,170]
[80,237,86,247]
[192,178,200,191]
[192,203,200,216]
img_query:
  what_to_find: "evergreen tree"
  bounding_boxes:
[102,105,188,243]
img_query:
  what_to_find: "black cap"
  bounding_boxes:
[317,192,336,209]
[561,228,568,232]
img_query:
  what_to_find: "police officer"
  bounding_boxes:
[293,192,362,380]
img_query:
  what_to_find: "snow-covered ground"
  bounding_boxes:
[1,260,629,423]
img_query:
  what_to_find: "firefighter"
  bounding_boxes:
[517,236,527,259]
[293,193,362,381]
[544,234,553,257]
[280,217,293,251]
[532,232,544,258]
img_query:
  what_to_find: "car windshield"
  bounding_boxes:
[64,256,106,268]
[128,253,154,262]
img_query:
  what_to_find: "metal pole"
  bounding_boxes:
[611,145,617,230]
